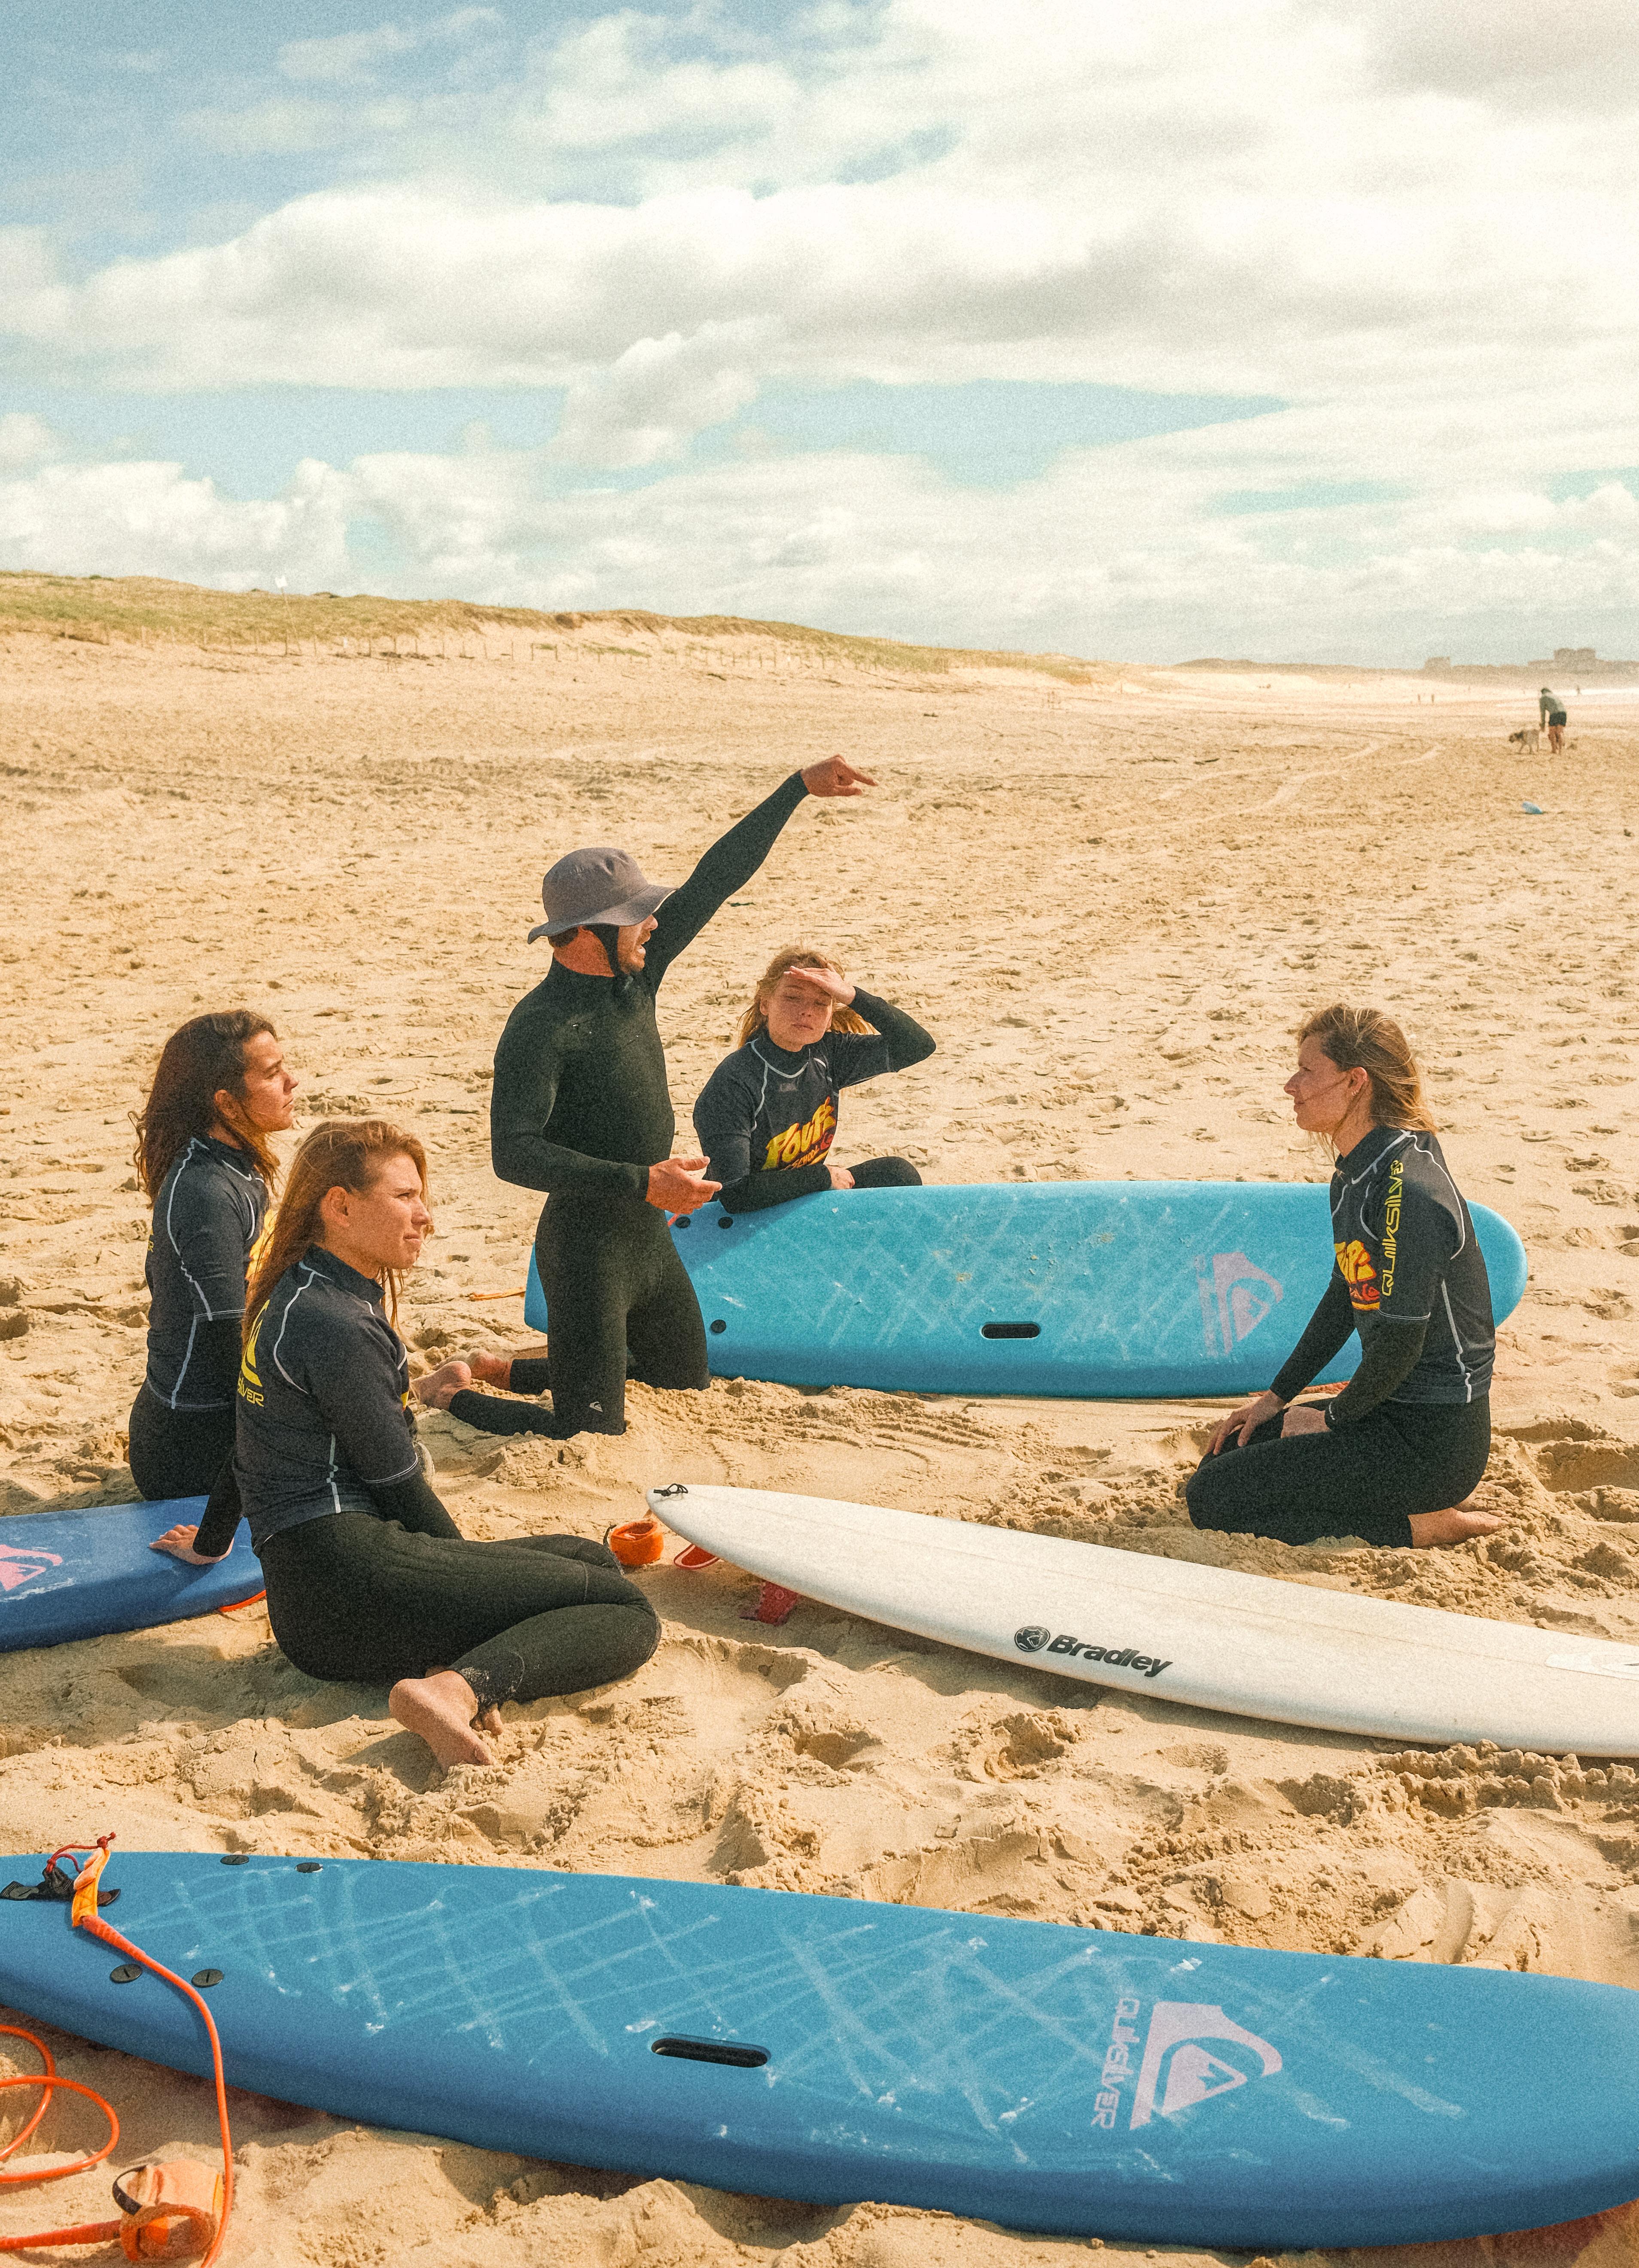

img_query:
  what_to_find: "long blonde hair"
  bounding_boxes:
[244,1118,429,1338]
[1297,1004,1438,1134]
[736,948,871,1047]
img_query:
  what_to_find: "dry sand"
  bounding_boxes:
[2,612,1638,2266]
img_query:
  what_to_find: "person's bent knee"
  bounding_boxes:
[1183,1462,1227,1532]
[852,1155,922,1189]
[604,1600,661,1682]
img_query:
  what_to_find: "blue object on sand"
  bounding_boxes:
[1522,801,1544,814]
[0,1497,257,1652]
[524,1180,1529,1399]
[2,1850,1636,2249]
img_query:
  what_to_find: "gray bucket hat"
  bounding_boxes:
[527,846,673,942]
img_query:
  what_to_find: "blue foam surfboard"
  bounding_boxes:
[0,1498,258,1652]
[0,1850,1634,2248]
[525,1180,1528,1399]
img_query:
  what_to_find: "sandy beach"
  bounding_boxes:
[3,596,1639,2267]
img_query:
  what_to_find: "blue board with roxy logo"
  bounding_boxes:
[524,1180,1527,1399]
[0,1849,1634,2247]
[0,1497,258,1653]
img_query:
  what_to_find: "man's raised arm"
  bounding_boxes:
[646,756,877,982]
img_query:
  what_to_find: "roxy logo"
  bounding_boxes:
[1195,1250,1283,1357]
[1013,1627,1171,1679]
[1092,1999,1282,2132]
[0,1542,64,1597]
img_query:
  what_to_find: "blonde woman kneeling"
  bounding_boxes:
[1188,1006,1502,1553]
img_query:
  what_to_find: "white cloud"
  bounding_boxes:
[8,0,1639,658]
[0,458,350,588]
[550,321,769,466]
[0,413,59,469]
[12,417,1627,664]
[277,9,503,86]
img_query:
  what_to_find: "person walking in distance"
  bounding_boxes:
[420,757,876,1441]
[1539,686,1567,754]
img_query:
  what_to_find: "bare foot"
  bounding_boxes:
[469,1351,513,1388]
[389,1671,493,1765]
[415,1358,473,1410]
[1407,1505,1505,1549]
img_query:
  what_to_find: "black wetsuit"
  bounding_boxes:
[475,773,813,1442]
[1186,1128,1495,1548]
[692,990,935,1213]
[191,1245,655,1708]
[128,1134,268,1500]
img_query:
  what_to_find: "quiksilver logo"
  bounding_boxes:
[1093,1998,1282,2132]
[1013,1626,1171,1679]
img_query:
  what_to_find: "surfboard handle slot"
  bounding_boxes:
[981,1321,1041,1339]
[650,2036,768,2069]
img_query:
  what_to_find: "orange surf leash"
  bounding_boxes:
[0,1837,234,2262]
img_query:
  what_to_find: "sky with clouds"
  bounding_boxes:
[2,0,1636,661]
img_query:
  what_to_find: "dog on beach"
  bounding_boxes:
[1508,726,1541,751]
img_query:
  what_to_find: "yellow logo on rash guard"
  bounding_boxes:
[1335,1239,1380,1310]
[246,1216,274,1274]
[238,1303,267,1407]
[763,1096,837,1171]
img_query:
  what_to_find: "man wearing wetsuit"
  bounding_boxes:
[451,757,875,1439]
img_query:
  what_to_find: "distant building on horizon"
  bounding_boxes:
[1422,647,1638,677]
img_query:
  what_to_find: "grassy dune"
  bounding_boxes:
[0,569,1108,683]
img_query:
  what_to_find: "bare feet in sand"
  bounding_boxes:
[1407,1505,1505,1548]
[389,1670,495,1765]
[414,1352,514,1410]
[414,1358,472,1410]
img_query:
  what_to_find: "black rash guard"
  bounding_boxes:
[1270,1126,1495,1425]
[143,1135,268,1411]
[490,773,810,1208]
[208,1244,423,1556]
[185,1246,658,1711]
[692,991,935,1213]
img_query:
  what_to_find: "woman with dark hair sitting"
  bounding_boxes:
[128,1011,297,1500]
[153,1119,658,1768]
[1187,1003,1503,1553]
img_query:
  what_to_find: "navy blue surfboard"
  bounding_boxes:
[525,1180,1528,1398]
[0,1851,1633,2248]
[0,1498,257,1652]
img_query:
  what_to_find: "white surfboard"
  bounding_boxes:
[647,1484,1639,1755]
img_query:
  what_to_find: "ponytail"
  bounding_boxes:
[1296,1003,1438,1134]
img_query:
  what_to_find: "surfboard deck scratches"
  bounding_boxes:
[648,1485,1639,1755]
[2,1852,1638,2249]
[529,1181,1528,1400]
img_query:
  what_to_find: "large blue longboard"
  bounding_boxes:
[0,1850,1634,2248]
[0,1498,257,1652]
[525,1180,1528,1398]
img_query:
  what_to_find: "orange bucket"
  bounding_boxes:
[608,1517,665,1568]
